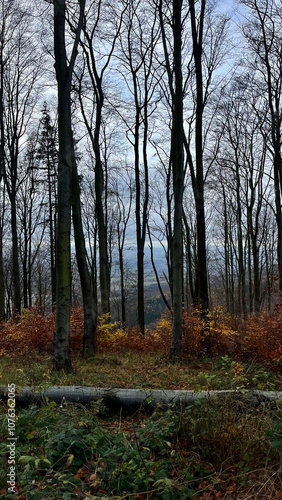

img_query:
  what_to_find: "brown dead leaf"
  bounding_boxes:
[74,466,89,480]
[200,493,213,500]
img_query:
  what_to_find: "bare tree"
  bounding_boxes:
[110,174,133,326]
[159,0,184,359]
[17,134,46,309]
[52,0,97,369]
[1,0,40,316]
[73,0,126,317]
[211,72,275,315]
[241,0,282,292]
[116,0,160,334]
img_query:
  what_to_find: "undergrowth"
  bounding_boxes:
[0,398,282,499]
[0,302,281,368]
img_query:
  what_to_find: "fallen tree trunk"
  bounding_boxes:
[0,386,281,411]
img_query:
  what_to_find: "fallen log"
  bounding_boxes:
[0,386,281,411]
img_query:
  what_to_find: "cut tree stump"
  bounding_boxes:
[0,386,281,411]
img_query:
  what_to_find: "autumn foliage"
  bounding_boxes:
[238,302,282,365]
[0,302,282,368]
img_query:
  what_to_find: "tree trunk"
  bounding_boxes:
[53,0,75,371]
[147,222,171,311]
[0,38,5,321]
[183,211,196,306]
[72,161,97,357]
[93,100,110,317]
[133,95,145,335]
[235,162,246,317]
[222,185,230,312]
[49,169,56,308]
[53,0,87,370]
[117,215,127,326]
[189,0,209,314]
[0,218,4,321]
[170,0,184,361]
[10,192,21,316]
[119,246,126,326]
[273,152,282,293]
[3,385,282,411]
[166,159,173,301]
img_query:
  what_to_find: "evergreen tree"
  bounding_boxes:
[37,102,58,307]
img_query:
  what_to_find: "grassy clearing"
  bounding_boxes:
[0,352,281,392]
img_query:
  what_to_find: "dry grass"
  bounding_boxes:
[0,351,281,392]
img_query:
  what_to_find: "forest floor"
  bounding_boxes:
[0,306,282,499]
[0,352,282,500]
